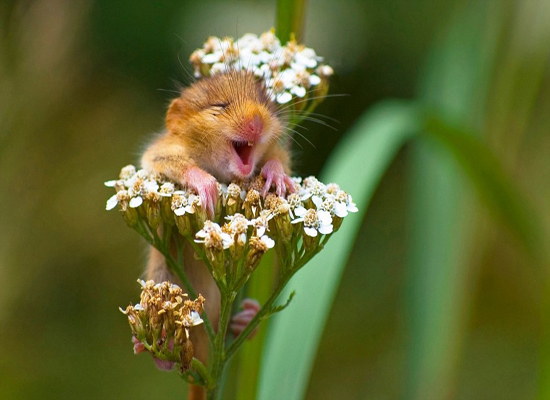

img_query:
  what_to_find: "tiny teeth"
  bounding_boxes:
[247,141,254,146]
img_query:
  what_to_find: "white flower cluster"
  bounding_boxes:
[190,29,333,105]
[105,165,357,255]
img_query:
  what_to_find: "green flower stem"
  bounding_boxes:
[191,358,215,389]
[208,289,235,400]
[225,274,289,362]
[225,245,320,362]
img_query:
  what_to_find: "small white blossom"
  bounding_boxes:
[291,208,333,237]
[251,210,273,237]
[159,182,175,197]
[171,191,194,216]
[190,30,332,106]
[195,221,234,249]
[185,311,204,327]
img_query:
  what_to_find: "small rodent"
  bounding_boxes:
[141,69,294,400]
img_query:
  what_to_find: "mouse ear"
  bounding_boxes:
[166,98,184,134]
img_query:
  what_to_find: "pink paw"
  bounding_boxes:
[131,335,175,371]
[230,298,261,340]
[261,159,295,197]
[183,166,218,218]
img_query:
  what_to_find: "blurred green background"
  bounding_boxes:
[1,0,549,399]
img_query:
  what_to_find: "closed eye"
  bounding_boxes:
[210,102,230,109]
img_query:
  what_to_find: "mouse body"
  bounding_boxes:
[141,69,293,400]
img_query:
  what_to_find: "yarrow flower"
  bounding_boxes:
[106,165,357,255]
[189,29,333,106]
[120,280,205,372]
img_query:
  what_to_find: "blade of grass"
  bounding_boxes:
[276,0,307,43]
[404,2,510,398]
[258,100,421,400]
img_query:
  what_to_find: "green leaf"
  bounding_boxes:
[258,100,421,400]
[266,291,295,316]
[423,115,544,260]
[276,0,308,43]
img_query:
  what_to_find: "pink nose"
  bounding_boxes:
[245,115,263,139]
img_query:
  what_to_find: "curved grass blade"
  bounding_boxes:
[258,100,422,400]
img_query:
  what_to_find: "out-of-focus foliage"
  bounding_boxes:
[1,0,549,399]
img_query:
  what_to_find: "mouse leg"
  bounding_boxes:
[230,298,261,339]
[183,166,218,219]
[261,159,295,197]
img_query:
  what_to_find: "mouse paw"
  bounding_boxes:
[230,298,261,339]
[183,166,218,219]
[261,159,295,197]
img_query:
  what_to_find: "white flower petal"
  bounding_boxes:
[189,311,204,326]
[256,226,266,237]
[276,92,292,104]
[312,196,323,208]
[221,233,234,249]
[202,52,222,64]
[106,195,118,210]
[294,206,307,217]
[104,180,118,187]
[309,74,321,86]
[334,202,348,218]
[174,207,186,216]
[318,223,333,235]
[290,85,307,98]
[260,235,275,249]
[317,210,332,225]
[312,195,324,207]
[129,196,143,208]
[304,227,318,237]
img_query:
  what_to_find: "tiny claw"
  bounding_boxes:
[261,159,293,198]
[183,166,218,218]
[231,298,261,339]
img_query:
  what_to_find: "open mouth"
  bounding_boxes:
[231,140,255,176]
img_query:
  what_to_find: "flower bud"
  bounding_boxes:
[274,202,292,240]
[116,190,139,227]
[175,214,192,236]
[145,192,162,229]
[180,338,194,372]
[226,183,243,216]
[245,237,268,271]
[191,196,207,229]
[243,189,261,219]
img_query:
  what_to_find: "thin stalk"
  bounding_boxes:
[225,271,291,361]
[208,290,235,400]
[191,358,215,389]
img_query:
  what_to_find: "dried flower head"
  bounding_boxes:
[120,280,204,372]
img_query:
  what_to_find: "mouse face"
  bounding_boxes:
[165,70,283,181]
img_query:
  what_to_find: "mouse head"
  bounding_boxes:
[166,70,283,180]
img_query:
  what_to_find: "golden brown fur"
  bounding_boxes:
[141,70,292,400]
